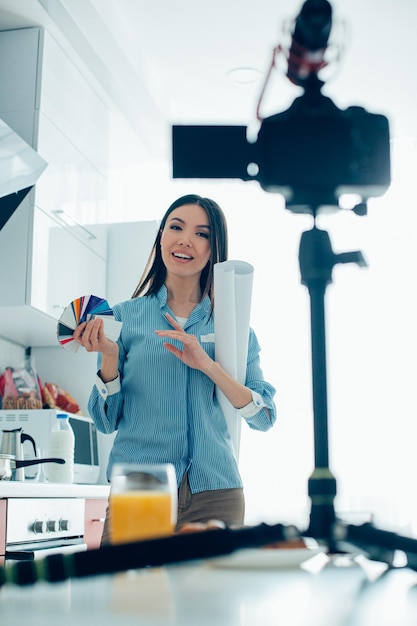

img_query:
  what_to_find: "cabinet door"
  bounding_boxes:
[106,220,159,305]
[35,111,109,253]
[84,499,108,549]
[0,28,41,126]
[31,207,107,319]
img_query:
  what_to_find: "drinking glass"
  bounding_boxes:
[109,463,178,544]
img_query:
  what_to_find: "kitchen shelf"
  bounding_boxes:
[0,305,59,348]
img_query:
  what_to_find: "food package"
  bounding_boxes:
[0,365,43,410]
[40,381,82,414]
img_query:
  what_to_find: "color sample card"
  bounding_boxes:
[57,295,122,352]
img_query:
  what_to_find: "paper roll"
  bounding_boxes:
[214,260,254,460]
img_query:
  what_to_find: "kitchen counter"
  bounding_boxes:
[0,481,109,498]
[0,552,417,625]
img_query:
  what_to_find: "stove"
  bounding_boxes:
[4,497,87,562]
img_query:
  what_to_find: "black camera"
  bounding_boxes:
[254,92,390,212]
[172,0,390,215]
[172,94,390,214]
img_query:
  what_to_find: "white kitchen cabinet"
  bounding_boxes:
[0,28,110,347]
[106,220,159,306]
[31,207,107,318]
[35,31,110,229]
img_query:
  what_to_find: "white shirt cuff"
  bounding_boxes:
[95,371,121,400]
[239,390,267,419]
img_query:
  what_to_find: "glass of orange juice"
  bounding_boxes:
[109,463,178,544]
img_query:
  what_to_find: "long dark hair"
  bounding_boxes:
[132,194,228,303]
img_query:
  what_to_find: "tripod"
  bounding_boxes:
[299,220,417,567]
[299,222,363,546]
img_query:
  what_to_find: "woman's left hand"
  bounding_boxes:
[155,313,212,371]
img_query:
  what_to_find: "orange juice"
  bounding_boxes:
[109,490,174,544]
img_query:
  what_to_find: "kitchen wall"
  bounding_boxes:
[0,338,25,371]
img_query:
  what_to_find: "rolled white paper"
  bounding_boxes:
[214,260,254,460]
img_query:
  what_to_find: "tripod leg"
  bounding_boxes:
[331,522,417,568]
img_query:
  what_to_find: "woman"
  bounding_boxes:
[74,194,276,542]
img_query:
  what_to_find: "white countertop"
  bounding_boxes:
[0,481,110,498]
[1,553,417,625]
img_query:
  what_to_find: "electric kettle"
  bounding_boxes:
[0,427,37,481]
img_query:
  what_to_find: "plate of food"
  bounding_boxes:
[208,539,326,570]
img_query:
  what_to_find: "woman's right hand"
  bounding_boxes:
[73,318,118,358]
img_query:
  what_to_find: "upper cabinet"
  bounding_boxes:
[35,31,110,228]
[0,28,110,347]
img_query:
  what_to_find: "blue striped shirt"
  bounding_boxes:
[88,285,277,492]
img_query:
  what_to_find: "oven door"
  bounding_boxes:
[6,538,87,562]
[5,497,87,563]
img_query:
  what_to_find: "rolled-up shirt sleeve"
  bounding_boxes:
[95,372,121,399]
[241,328,277,432]
[88,384,124,434]
[87,327,126,434]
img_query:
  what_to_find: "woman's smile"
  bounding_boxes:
[172,249,194,261]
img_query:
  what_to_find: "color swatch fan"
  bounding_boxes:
[57,295,122,352]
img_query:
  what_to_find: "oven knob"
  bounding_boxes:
[33,519,47,534]
[59,519,71,532]
[47,519,60,533]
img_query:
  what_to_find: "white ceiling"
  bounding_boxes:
[0,0,416,163]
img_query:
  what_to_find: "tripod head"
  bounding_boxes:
[172,0,391,216]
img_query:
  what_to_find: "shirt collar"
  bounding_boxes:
[156,284,212,323]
